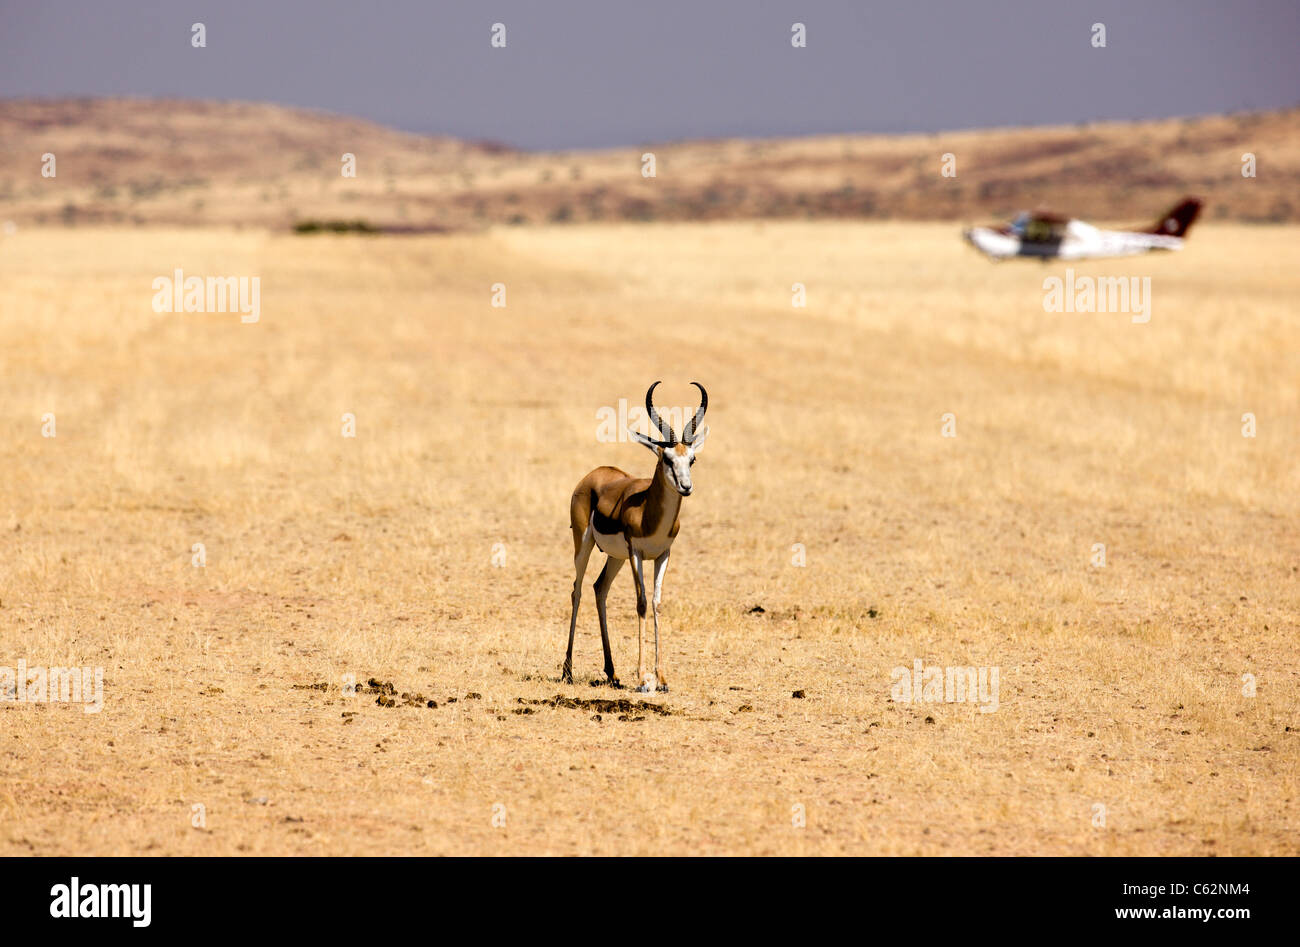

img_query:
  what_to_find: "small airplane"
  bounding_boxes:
[963,197,1202,261]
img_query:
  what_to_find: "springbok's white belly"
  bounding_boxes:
[592,524,629,558]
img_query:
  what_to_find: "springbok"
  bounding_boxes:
[563,382,709,692]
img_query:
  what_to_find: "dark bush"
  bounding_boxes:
[293,219,377,235]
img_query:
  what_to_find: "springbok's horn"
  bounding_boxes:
[683,382,708,444]
[645,381,676,445]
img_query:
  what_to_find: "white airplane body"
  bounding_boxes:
[963,198,1202,261]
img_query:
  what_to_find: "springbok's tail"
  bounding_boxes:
[569,482,596,556]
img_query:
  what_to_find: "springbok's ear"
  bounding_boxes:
[688,425,710,451]
[627,428,661,453]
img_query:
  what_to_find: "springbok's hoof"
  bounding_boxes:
[656,684,669,693]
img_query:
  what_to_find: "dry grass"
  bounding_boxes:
[0,221,1296,855]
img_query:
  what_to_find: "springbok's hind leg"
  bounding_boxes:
[593,556,625,686]
[563,525,595,684]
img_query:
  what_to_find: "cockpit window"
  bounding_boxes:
[1024,216,1065,242]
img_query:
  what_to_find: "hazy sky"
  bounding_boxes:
[1,0,1297,149]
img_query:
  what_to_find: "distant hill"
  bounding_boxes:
[1,97,1297,229]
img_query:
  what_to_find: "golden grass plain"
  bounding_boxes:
[0,221,1296,855]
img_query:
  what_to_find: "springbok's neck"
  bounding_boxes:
[646,457,683,533]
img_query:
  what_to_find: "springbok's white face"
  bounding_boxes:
[658,431,709,496]
[627,380,710,498]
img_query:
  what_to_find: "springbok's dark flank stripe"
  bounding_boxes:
[592,507,621,536]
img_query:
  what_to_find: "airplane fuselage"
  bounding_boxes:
[963,220,1185,261]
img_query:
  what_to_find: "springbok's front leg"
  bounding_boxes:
[652,551,670,692]
[630,548,652,691]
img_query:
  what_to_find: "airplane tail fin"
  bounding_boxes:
[1149,197,1202,238]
